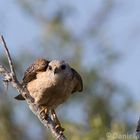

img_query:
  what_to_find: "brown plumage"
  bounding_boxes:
[23,59,49,83]
[15,58,83,131]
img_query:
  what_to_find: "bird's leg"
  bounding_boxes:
[51,109,65,132]
[39,105,49,119]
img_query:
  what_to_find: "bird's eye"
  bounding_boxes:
[61,64,66,70]
[48,66,52,70]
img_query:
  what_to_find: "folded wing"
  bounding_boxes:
[15,58,49,100]
[71,68,83,93]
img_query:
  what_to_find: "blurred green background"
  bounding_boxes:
[0,0,140,140]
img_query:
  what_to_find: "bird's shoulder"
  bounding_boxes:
[23,58,50,83]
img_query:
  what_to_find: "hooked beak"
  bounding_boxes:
[54,67,59,74]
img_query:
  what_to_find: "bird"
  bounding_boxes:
[15,58,83,132]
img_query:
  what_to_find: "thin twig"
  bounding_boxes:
[0,35,16,77]
[0,36,67,140]
[136,118,140,140]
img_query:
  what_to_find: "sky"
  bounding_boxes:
[0,0,140,129]
[107,0,140,100]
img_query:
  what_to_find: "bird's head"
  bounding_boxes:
[46,60,72,80]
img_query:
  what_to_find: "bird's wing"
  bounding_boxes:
[71,68,83,93]
[15,58,50,100]
[14,94,25,100]
[23,58,50,83]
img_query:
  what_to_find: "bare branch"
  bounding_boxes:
[136,118,140,140]
[0,36,67,140]
[0,35,16,77]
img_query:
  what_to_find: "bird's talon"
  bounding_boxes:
[39,107,49,120]
[55,124,65,132]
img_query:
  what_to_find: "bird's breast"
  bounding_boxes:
[27,73,73,109]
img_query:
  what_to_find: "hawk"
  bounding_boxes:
[15,58,83,132]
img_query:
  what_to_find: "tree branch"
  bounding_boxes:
[136,118,140,140]
[0,35,16,77]
[0,35,67,140]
